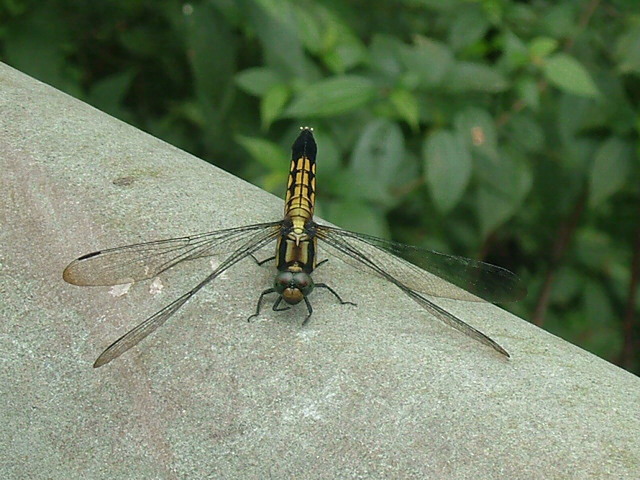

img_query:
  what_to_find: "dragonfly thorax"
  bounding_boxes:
[274,270,314,304]
[290,225,307,245]
[276,217,318,275]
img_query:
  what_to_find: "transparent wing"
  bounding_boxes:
[63,222,282,286]
[402,288,510,357]
[92,223,281,367]
[93,289,193,367]
[316,225,526,303]
[316,227,514,357]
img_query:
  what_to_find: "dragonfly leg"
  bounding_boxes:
[250,254,276,266]
[302,296,314,325]
[316,259,329,268]
[315,283,357,307]
[247,288,276,322]
[272,295,291,312]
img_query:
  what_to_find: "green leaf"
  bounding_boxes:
[550,267,583,304]
[235,68,282,97]
[283,76,376,117]
[543,53,599,98]
[292,3,323,54]
[444,62,509,93]
[247,0,308,77]
[583,280,615,327]
[575,229,615,271]
[516,77,540,111]
[389,88,419,131]
[184,3,236,107]
[324,199,390,238]
[541,4,576,38]
[615,25,640,74]
[529,37,558,59]
[454,108,498,159]
[3,5,76,94]
[501,31,529,70]
[348,119,409,207]
[505,4,538,29]
[236,135,287,171]
[505,114,545,153]
[370,34,405,78]
[581,282,622,358]
[588,137,632,207]
[260,84,290,130]
[118,25,165,57]
[448,7,489,51]
[399,37,453,88]
[557,94,593,143]
[322,32,368,73]
[87,70,135,115]
[475,149,532,236]
[423,130,472,213]
[397,0,465,11]
[313,130,341,188]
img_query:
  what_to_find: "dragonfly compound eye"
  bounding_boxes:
[292,272,314,296]
[274,271,294,294]
[274,271,314,304]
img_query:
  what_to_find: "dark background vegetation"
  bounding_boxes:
[1,0,638,373]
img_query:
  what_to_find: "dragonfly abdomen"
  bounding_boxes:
[284,127,316,222]
[278,127,319,276]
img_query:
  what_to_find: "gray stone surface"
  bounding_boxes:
[1,62,639,479]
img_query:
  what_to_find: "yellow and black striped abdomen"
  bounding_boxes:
[284,127,317,222]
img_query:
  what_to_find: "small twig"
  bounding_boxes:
[392,176,424,198]
[532,190,587,326]
[565,0,602,50]
[620,214,640,368]
[478,230,497,261]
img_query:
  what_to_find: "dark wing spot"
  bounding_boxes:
[77,251,102,261]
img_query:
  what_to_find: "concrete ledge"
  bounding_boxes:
[1,62,639,479]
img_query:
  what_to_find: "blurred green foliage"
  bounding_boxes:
[1,0,639,372]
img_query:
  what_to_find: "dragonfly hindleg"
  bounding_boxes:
[272,296,291,312]
[299,284,357,326]
[315,283,357,307]
[250,254,276,266]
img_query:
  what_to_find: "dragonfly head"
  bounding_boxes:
[274,271,314,304]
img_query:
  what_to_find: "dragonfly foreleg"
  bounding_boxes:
[247,288,277,322]
[302,296,314,326]
[272,296,291,312]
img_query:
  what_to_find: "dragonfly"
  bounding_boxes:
[64,127,526,368]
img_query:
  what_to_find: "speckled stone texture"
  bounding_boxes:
[1,62,639,479]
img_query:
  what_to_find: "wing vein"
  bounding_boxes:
[317,228,509,357]
[92,224,281,367]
